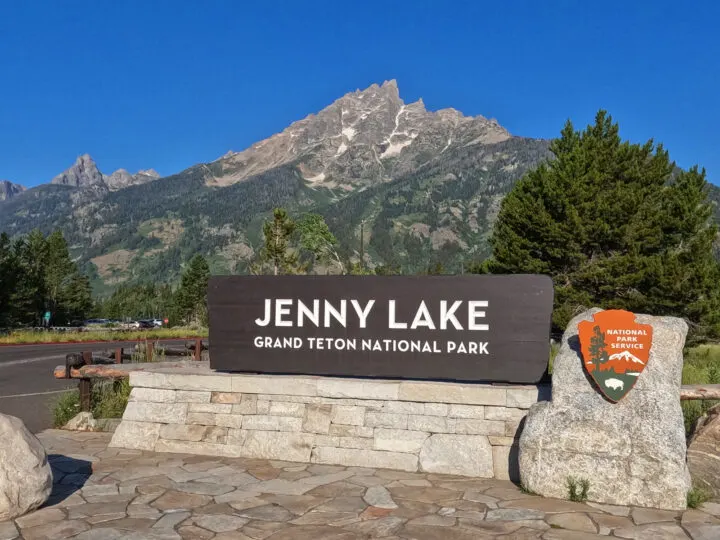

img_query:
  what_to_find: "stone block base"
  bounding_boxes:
[110,363,548,480]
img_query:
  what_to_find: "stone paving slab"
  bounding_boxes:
[0,430,717,539]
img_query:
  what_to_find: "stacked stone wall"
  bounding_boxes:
[110,367,548,480]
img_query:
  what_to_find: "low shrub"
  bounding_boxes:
[52,390,81,428]
[687,486,711,509]
[682,344,720,436]
[566,476,590,503]
[92,378,131,419]
[51,378,131,427]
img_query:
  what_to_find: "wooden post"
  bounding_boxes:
[114,347,123,364]
[146,341,154,362]
[79,351,93,412]
[194,338,202,361]
[79,379,92,412]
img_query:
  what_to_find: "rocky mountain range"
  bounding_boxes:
[0,180,25,201]
[49,154,160,191]
[1,80,717,292]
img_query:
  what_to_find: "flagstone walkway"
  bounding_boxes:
[0,431,718,540]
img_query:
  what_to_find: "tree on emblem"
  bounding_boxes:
[588,325,609,368]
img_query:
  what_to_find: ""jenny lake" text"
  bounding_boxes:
[254,299,490,331]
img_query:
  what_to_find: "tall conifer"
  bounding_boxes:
[486,111,720,339]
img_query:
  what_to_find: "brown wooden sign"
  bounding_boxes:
[208,275,553,383]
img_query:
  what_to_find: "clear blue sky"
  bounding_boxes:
[1,0,718,187]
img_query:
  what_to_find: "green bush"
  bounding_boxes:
[566,476,590,503]
[51,378,131,427]
[52,390,81,427]
[687,486,711,509]
[682,344,720,436]
[92,378,131,419]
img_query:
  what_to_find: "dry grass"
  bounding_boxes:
[0,327,207,345]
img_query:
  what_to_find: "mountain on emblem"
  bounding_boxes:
[608,350,644,364]
[578,310,653,402]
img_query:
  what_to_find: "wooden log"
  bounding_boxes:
[680,384,720,401]
[54,360,208,379]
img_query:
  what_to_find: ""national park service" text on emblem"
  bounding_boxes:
[578,310,653,402]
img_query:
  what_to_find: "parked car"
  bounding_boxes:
[129,320,154,329]
[84,319,109,326]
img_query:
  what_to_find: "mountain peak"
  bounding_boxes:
[211,79,512,188]
[51,154,104,187]
[105,167,160,191]
[0,180,26,201]
[137,169,160,178]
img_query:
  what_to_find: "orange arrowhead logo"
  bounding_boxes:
[578,310,652,402]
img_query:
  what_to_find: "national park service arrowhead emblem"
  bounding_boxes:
[578,310,652,402]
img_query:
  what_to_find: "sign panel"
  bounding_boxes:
[208,274,554,383]
[578,310,652,402]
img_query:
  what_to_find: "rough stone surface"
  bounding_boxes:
[242,431,313,462]
[111,364,542,479]
[363,485,398,509]
[1,430,715,540]
[519,309,691,510]
[419,434,493,477]
[398,382,506,406]
[63,412,98,432]
[109,421,161,450]
[312,447,418,472]
[0,414,53,521]
[0,521,18,540]
[492,444,519,482]
[123,402,187,424]
[687,403,720,497]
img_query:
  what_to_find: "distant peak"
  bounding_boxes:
[381,79,398,88]
[51,153,104,187]
[137,169,160,178]
[77,153,95,163]
[0,180,26,201]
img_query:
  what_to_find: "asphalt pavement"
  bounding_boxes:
[0,340,192,433]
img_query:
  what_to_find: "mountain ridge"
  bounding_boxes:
[1,80,718,291]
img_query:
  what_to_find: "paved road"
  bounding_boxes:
[0,340,195,433]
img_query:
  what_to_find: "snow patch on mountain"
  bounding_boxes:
[608,350,645,364]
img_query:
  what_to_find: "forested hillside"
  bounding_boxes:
[1,80,717,292]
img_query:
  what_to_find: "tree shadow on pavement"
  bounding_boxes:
[42,454,92,507]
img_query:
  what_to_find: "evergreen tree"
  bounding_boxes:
[297,213,345,273]
[11,231,48,325]
[0,233,17,327]
[172,255,211,327]
[374,263,403,275]
[251,208,305,275]
[588,326,609,367]
[484,111,720,339]
[59,273,93,324]
[98,283,174,321]
[45,231,76,324]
